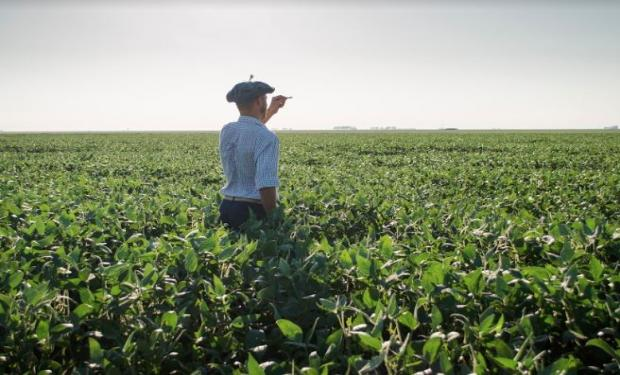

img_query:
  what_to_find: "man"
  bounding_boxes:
[218,80,288,229]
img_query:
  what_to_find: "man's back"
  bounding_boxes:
[219,115,280,201]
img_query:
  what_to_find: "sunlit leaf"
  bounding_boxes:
[276,319,303,342]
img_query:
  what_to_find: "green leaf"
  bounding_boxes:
[9,270,24,289]
[421,262,446,292]
[162,310,178,329]
[276,319,303,342]
[494,274,509,298]
[257,286,275,300]
[439,351,453,374]
[24,282,48,306]
[78,288,95,305]
[541,356,582,375]
[159,215,175,226]
[36,320,49,340]
[474,351,488,374]
[231,316,245,329]
[72,303,94,319]
[122,331,137,354]
[520,316,534,337]
[463,269,483,295]
[356,253,371,278]
[492,356,517,370]
[398,311,419,330]
[58,212,73,227]
[479,314,496,335]
[175,212,188,226]
[212,275,226,296]
[35,218,46,235]
[318,298,337,312]
[355,332,382,352]
[3,200,21,215]
[278,258,291,277]
[370,316,385,338]
[326,329,343,346]
[494,314,505,334]
[487,339,514,358]
[358,355,384,373]
[185,250,198,273]
[560,241,574,263]
[339,251,353,267]
[89,337,104,363]
[461,243,476,263]
[235,240,257,264]
[362,288,377,308]
[378,235,393,258]
[386,295,397,318]
[589,257,604,280]
[51,323,73,333]
[586,338,620,361]
[585,218,596,234]
[423,337,442,364]
[217,246,235,261]
[247,353,265,375]
[522,266,550,280]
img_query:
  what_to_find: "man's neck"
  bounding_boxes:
[239,112,265,123]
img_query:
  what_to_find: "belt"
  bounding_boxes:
[223,195,262,204]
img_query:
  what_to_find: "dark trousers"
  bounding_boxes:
[219,199,266,230]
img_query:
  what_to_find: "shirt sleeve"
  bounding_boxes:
[255,135,280,189]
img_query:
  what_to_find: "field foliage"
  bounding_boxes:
[0,131,619,374]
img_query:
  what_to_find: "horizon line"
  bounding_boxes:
[1,128,618,135]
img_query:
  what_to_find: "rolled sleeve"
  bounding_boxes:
[255,136,280,189]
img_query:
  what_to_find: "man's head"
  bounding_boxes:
[236,94,268,117]
[226,81,275,118]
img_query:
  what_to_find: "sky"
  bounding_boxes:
[0,0,619,131]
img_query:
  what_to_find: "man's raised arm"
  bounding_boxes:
[262,95,289,124]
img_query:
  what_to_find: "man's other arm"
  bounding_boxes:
[259,187,277,213]
[255,136,280,214]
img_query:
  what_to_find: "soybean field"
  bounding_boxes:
[0,131,619,374]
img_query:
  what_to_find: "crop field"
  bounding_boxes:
[0,131,619,374]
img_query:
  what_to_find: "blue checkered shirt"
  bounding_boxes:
[219,115,280,200]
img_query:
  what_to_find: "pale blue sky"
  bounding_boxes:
[0,1,618,131]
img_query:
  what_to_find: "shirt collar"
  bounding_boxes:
[238,115,265,126]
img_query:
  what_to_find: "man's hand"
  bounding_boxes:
[259,187,277,214]
[269,95,288,114]
[262,95,289,124]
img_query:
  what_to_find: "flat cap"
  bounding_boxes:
[226,81,275,104]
